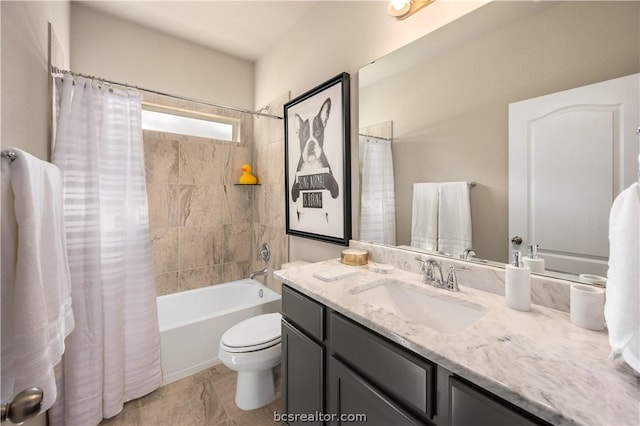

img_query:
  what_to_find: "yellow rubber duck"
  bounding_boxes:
[239,164,258,184]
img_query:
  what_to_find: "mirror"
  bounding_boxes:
[358,1,639,280]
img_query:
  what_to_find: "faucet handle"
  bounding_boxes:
[446,266,460,292]
[416,257,428,273]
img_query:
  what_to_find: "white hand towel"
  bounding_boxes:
[605,182,640,373]
[0,148,74,411]
[411,183,439,250]
[437,182,473,257]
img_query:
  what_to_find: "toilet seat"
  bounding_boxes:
[220,336,281,353]
[220,312,282,353]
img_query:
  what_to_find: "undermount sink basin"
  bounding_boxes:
[352,279,488,334]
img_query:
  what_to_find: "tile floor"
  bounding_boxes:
[100,365,281,426]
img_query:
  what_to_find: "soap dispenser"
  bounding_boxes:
[523,244,545,274]
[505,250,531,311]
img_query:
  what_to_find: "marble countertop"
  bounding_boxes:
[274,259,640,426]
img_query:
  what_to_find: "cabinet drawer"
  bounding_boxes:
[329,356,423,426]
[282,285,325,341]
[450,377,549,426]
[330,312,436,418]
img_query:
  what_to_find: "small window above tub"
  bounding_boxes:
[142,102,240,142]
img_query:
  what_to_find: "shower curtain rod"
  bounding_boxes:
[50,66,283,120]
[359,133,392,141]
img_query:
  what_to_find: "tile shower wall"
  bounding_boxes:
[144,93,255,296]
[251,92,291,293]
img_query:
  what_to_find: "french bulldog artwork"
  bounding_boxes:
[291,98,340,205]
[285,72,350,245]
[290,97,340,205]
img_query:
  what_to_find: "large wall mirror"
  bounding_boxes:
[358,1,639,280]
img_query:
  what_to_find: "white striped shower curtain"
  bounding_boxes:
[49,76,161,426]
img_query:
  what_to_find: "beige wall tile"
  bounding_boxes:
[150,228,179,274]
[223,223,252,263]
[180,185,225,227]
[223,186,252,225]
[223,261,252,283]
[147,183,179,229]
[179,140,229,185]
[154,272,179,297]
[144,132,179,184]
[179,226,223,269]
[178,265,224,290]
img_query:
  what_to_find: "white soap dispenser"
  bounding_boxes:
[505,250,531,311]
[523,244,545,274]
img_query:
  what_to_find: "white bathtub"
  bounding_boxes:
[156,279,281,386]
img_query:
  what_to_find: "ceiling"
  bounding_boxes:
[76,1,321,62]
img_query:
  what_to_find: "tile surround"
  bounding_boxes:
[145,92,289,296]
[251,92,290,293]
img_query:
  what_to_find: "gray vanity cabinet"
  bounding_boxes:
[329,356,422,425]
[330,312,435,423]
[450,378,542,426]
[281,320,324,426]
[281,284,550,426]
[281,286,326,426]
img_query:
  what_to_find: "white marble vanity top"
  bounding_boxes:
[274,259,640,426]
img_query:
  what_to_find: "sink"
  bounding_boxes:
[352,279,488,334]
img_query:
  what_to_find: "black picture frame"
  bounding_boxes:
[284,72,352,246]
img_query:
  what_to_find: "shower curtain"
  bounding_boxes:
[360,136,396,245]
[49,76,161,426]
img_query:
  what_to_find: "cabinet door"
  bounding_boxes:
[282,319,324,426]
[329,356,425,426]
[450,378,547,426]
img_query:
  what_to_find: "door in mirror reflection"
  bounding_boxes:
[508,73,639,276]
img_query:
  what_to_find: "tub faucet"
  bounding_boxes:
[249,267,268,280]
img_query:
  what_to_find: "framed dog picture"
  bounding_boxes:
[284,72,352,245]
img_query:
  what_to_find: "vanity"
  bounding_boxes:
[274,246,639,426]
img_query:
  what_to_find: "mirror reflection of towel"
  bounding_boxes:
[411,183,439,251]
[437,182,472,257]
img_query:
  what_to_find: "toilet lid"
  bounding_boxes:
[221,312,282,350]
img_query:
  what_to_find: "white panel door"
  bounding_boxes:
[509,73,639,276]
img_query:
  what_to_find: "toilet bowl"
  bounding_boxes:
[218,312,282,410]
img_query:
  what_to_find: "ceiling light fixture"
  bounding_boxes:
[388,0,434,20]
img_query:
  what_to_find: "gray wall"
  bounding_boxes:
[70,3,254,110]
[255,0,485,262]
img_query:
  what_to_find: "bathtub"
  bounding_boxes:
[156,278,281,386]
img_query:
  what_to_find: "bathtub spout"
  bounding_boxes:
[249,268,268,280]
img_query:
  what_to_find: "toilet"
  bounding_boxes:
[218,312,282,410]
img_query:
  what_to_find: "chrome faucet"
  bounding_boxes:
[249,267,268,280]
[417,258,461,292]
[418,258,445,288]
[462,248,477,260]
